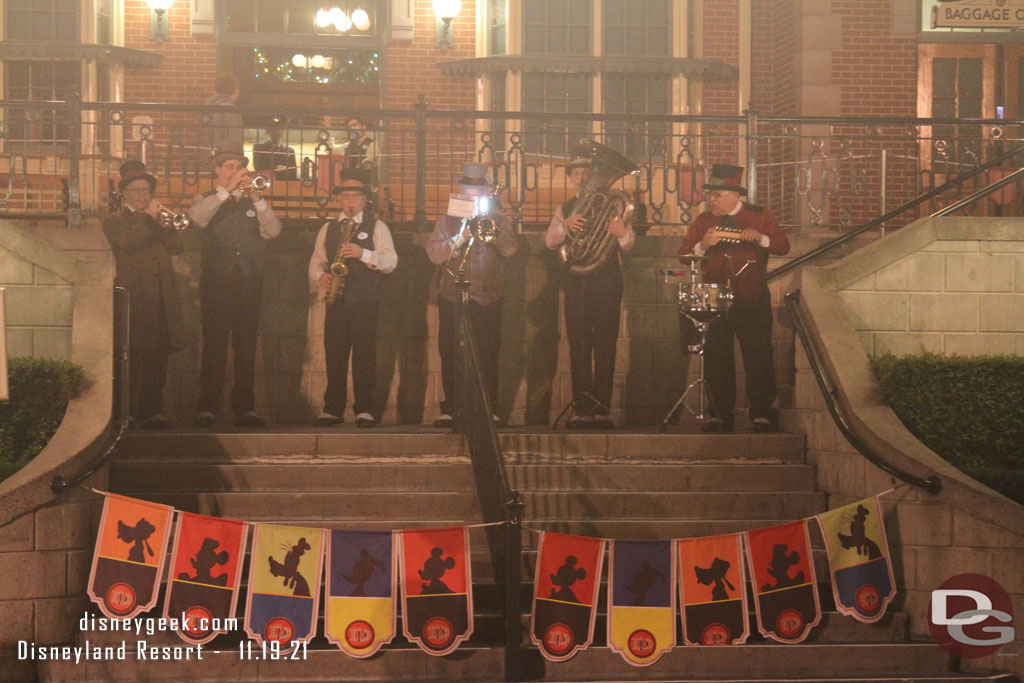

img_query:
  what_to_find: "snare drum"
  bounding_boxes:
[678,282,733,319]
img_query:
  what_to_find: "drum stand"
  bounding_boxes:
[552,391,610,430]
[659,314,720,433]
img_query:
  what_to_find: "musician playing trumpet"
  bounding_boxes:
[308,170,397,428]
[678,163,790,433]
[189,140,282,428]
[102,160,186,429]
[545,147,635,429]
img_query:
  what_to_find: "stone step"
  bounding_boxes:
[36,642,974,682]
[110,463,818,494]
[118,431,805,465]
[125,491,826,523]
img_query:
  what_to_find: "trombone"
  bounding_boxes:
[444,183,504,281]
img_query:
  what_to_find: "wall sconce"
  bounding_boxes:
[145,0,174,42]
[432,0,461,51]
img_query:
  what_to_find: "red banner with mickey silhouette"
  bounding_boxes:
[678,532,750,646]
[399,526,473,656]
[243,523,325,651]
[87,493,174,620]
[164,512,249,644]
[745,520,821,643]
[530,531,606,662]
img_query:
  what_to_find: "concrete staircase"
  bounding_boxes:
[39,429,1019,682]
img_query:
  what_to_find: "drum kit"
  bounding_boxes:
[659,256,733,432]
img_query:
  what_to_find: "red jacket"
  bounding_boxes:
[679,203,790,302]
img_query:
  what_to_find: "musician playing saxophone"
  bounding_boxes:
[308,170,397,428]
[544,148,635,429]
[678,163,790,434]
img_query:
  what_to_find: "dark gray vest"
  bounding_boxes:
[324,215,379,304]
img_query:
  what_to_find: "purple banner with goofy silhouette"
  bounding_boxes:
[745,520,821,643]
[88,493,174,620]
[531,531,606,662]
[399,526,473,656]
[816,496,895,623]
[244,524,325,651]
[164,512,249,644]
[325,529,397,657]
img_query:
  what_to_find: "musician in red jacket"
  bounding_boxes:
[678,164,790,433]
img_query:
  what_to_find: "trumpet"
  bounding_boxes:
[155,207,192,230]
[237,174,271,195]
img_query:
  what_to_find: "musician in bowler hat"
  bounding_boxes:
[678,164,790,433]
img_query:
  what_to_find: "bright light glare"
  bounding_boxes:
[432,0,461,20]
[315,9,331,27]
[352,8,371,30]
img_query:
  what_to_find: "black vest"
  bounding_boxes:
[200,192,264,276]
[324,214,379,304]
[561,197,620,279]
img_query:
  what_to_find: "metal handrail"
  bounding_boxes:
[51,286,130,494]
[767,143,1024,280]
[931,166,1024,217]
[786,291,941,494]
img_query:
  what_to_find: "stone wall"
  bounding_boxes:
[788,217,1024,676]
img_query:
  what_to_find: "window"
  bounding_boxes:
[222,0,377,37]
[96,0,112,45]
[602,0,670,56]
[603,74,670,159]
[489,0,506,56]
[523,0,591,55]
[4,61,80,142]
[522,73,591,155]
[4,0,78,42]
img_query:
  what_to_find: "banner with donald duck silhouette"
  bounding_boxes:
[816,496,895,623]
[87,493,174,620]
[399,526,473,656]
[607,539,676,666]
[325,529,398,657]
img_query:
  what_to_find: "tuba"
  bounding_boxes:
[325,217,357,306]
[558,139,639,276]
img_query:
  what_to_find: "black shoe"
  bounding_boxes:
[356,413,379,428]
[139,414,174,430]
[194,411,216,428]
[313,412,343,427]
[752,418,778,433]
[434,414,453,428]
[701,419,732,434]
[235,412,265,428]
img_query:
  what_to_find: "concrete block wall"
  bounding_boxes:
[840,240,1024,357]
[0,244,73,362]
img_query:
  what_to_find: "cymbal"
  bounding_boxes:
[676,254,704,264]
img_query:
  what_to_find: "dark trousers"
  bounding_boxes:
[703,292,778,425]
[438,296,502,416]
[564,270,622,413]
[130,343,169,421]
[323,299,378,417]
[196,267,263,415]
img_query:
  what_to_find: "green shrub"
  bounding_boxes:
[870,352,1024,505]
[0,357,85,482]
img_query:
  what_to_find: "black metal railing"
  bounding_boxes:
[3,96,1024,232]
[451,288,523,680]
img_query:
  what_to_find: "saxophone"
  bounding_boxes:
[325,217,357,306]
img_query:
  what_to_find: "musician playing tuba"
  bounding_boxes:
[426,162,519,429]
[308,169,397,428]
[678,163,790,434]
[545,142,637,429]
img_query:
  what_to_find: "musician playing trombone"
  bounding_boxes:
[545,148,635,429]
[308,169,397,428]
[678,164,790,434]
[426,162,518,429]
[189,140,282,429]
[102,160,186,429]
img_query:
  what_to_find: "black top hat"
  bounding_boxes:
[332,168,371,196]
[703,163,747,196]
[117,159,156,193]
[210,139,249,168]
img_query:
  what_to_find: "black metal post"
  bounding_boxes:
[503,491,525,682]
[414,95,429,231]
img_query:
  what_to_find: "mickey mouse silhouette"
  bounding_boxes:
[418,547,455,594]
[178,537,229,586]
[117,518,156,563]
[268,537,311,597]
[761,543,805,592]
[550,555,587,603]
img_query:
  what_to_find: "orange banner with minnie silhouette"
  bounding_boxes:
[87,493,174,620]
